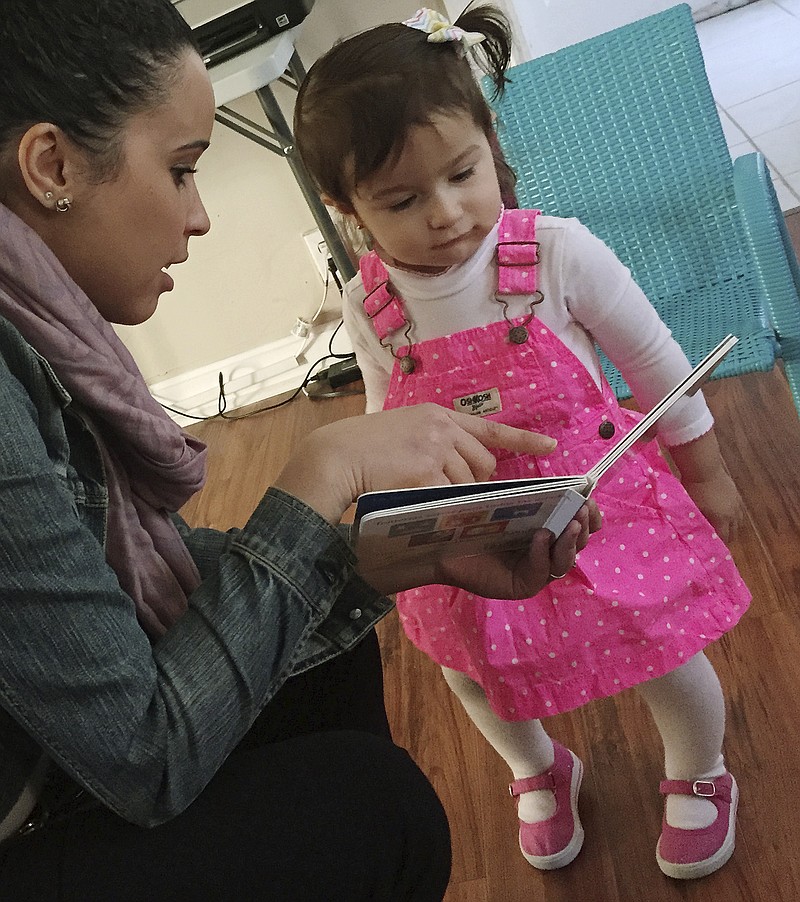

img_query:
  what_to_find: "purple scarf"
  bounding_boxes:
[0,203,207,639]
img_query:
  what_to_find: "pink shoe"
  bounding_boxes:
[656,773,739,879]
[509,741,584,870]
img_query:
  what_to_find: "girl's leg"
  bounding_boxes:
[635,651,727,829]
[442,666,556,822]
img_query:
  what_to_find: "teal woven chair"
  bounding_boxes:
[487,3,800,413]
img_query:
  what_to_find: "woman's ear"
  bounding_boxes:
[17,123,77,210]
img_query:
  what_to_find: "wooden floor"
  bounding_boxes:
[181,211,800,902]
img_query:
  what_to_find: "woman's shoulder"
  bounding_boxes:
[0,314,38,386]
[0,313,70,432]
[0,311,28,349]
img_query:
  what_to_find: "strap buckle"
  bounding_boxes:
[692,780,717,797]
[363,280,395,318]
[495,239,541,267]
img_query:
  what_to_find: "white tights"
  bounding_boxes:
[442,651,726,829]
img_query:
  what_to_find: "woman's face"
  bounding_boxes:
[52,50,215,325]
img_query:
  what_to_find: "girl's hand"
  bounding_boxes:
[681,469,746,544]
[274,403,558,524]
[358,500,602,597]
[668,429,745,544]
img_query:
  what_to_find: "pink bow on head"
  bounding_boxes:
[403,8,486,51]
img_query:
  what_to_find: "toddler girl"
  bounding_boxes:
[294,5,751,880]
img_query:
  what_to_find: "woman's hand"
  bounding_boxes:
[274,403,559,524]
[438,501,601,598]
[358,500,602,597]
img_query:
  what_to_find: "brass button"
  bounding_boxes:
[598,421,615,439]
[508,325,529,344]
[399,355,415,374]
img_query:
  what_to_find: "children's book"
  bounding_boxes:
[351,335,738,566]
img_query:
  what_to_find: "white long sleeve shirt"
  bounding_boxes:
[343,215,713,447]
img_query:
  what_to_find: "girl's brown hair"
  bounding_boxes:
[294,4,516,209]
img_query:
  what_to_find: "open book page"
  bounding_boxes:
[582,334,738,491]
[351,335,737,567]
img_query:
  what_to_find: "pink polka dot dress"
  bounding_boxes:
[360,214,751,723]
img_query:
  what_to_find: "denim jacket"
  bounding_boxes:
[0,314,392,837]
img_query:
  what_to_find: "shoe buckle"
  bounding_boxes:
[692,780,716,797]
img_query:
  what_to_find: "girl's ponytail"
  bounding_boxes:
[294,4,516,205]
[456,4,513,98]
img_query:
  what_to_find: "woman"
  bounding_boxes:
[0,1,598,899]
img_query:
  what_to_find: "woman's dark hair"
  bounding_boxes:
[294,4,517,208]
[0,0,199,180]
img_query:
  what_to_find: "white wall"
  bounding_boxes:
[499,0,709,61]
[116,90,321,386]
[119,0,438,387]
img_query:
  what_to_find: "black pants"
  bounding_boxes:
[0,632,452,901]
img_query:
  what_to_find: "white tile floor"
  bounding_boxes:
[697,0,800,211]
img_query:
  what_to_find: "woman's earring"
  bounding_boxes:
[44,191,54,203]
[55,196,72,213]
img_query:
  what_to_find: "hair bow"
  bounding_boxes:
[402,8,486,51]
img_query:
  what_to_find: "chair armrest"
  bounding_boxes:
[733,153,800,346]
[734,152,800,410]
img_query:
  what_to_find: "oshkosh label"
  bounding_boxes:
[452,387,502,417]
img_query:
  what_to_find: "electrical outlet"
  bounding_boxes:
[303,228,330,281]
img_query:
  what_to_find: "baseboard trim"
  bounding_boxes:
[149,319,352,427]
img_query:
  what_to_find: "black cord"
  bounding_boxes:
[159,403,218,421]
[158,353,332,421]
[215,352,337,420]
[159,262,359,421]
[158,401,217,420]
[327,318,355,360]
[327,256,343,293]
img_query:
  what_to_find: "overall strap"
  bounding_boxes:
[359,206,542,344]
[359,253,407,341]
[496,208,541,295]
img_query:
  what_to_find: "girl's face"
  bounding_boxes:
[44,50,215,325]
[350,111,503,273]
